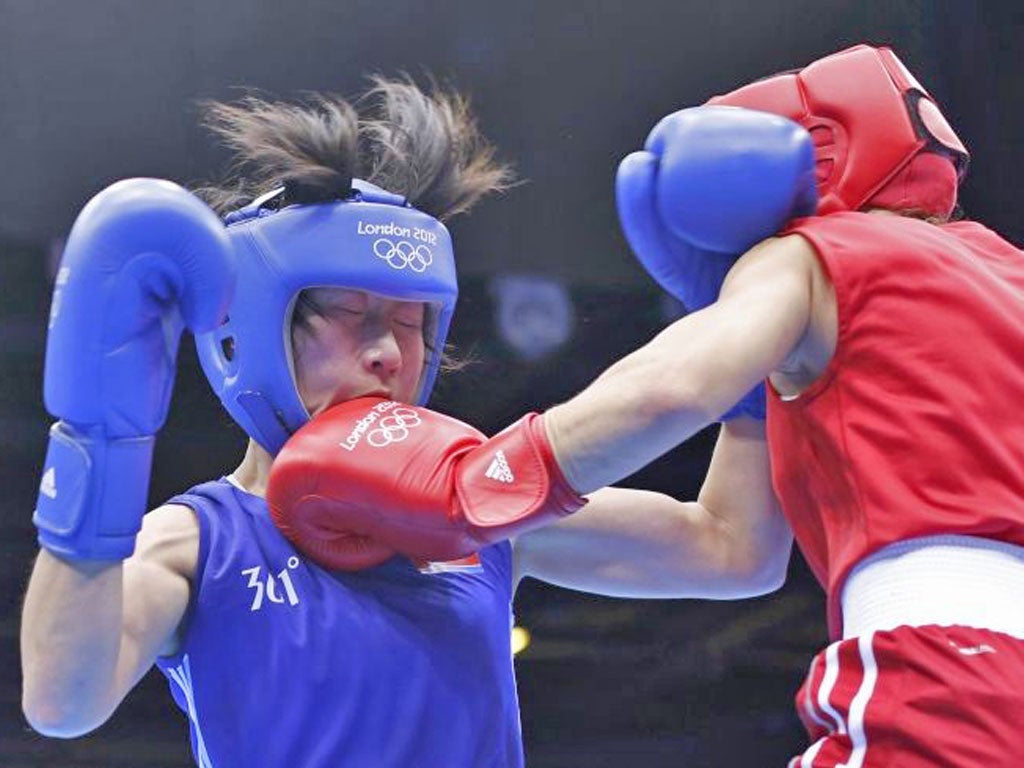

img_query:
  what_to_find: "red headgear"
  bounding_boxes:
[708,44,969,217]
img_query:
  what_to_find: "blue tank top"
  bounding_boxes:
[154,478,523,768]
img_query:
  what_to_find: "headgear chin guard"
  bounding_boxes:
[195,180,458,455]
[708,44,969,217]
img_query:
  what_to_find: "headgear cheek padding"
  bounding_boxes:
[709,44,969,217]
[195,180,458,455]
[865,151,959,218]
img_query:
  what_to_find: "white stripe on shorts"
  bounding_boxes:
[817,641,846,734]
[840,632,878,768]
[796,632,880,768]
[800,736,827,768]
[802,655,831,730]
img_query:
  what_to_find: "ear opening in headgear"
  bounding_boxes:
[220,333,236,363]
[902,90,969,179]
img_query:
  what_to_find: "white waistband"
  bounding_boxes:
[840,535,1024,640]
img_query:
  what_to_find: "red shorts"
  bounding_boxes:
[789,625,1024,767]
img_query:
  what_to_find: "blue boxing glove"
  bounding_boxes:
[617,105,816,310]
[34,179,234,560]
[616,105,817,419]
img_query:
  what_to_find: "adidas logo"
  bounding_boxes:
[40,467,57,499]
[484,450,514,483]
[949,640,996,656]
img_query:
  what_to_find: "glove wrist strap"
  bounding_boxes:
[456,413,586,544]
[34,422,154,561]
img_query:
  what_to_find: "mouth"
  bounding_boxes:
[324,389,392,412]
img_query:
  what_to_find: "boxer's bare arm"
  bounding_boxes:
[514,418,792,597]
[21,504,197,737]
[544,234,819,494]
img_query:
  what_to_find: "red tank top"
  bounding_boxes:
[768,212,1024,638]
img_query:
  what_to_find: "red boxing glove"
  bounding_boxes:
[266,398,586,571]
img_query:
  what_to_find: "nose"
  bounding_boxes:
[361,328,402,379]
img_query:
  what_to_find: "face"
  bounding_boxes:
[291,287,428,416]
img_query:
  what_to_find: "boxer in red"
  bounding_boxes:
[270,45,1024,765]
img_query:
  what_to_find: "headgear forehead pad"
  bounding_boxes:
[708,44,969,216]
[196,180,458,454]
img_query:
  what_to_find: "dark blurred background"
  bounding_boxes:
[1,1,1021,765]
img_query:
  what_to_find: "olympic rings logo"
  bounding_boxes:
[366,408,423,447]
[373,238,433,272]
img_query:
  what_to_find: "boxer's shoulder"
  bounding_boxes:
[722,233,823,295]
[721,235,836,393]
[133,503,200,582]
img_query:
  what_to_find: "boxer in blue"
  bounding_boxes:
[20,77,809,767]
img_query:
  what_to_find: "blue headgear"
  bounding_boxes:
[195,179,458,455]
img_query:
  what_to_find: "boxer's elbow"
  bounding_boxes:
[649,505,791,600]
[22,678,113,738]
[24,702,107,740]
[731,556,789,597]
[719,530,792,597]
